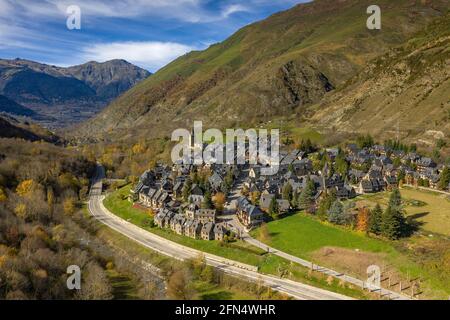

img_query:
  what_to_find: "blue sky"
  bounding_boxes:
[0,0,307,72]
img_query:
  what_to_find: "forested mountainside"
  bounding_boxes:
[79,0,448,144]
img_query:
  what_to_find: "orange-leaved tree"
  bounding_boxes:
[356,207,370,232]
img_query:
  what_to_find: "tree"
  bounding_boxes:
[282,183,293,203]
[356,134,374,149]
[381,189,406,240]
[14,203,27,219]
[63,197,76,216]
[258,223,271,243]
[200,265,214,283]
[392,157,402,168]
[397,169,405,184]
[268,196,280,218]
[46,187,55,218]
[436,138,447,150]
[0,187,7,202]
[182,178,192,202]
[300,139,315,153]
[335,154,349,176]
[298,178,315,212]
[213,192,226,212]
[328,200,345,225]
[131,142,146,155]
[368,204,382,235]
[16,179,37,197]
[356,207,370,232]
[224,170,234,190]
[389,188,402,210]
[438,167,450,190]
[317,191,336,221]
[241,185,249,197]
[250,191,260,205]
[381,207,401,240]
[167,269,196,300]
[201,191,213,209]
[417,178,424,187]
[77,262,113,300]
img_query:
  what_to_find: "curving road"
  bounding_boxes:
[88,165,353,300]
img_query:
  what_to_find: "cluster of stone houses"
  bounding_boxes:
[243,149,357,206]
[154,206,228,241]
[131,141,448,238]
[345,145,446,190]
[240,144,448,218]
[130,162,237,240]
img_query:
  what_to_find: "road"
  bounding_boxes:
[88,165,353,300]
[223,169,411,300]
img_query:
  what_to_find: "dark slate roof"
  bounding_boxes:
[418,157,435,167]
[190,184,204,196]
[153,189,163,201]
[385,176,397,184]
[361,180,374,191]
[173,181,183,192]
[247,204,263,217]
[147,188,157,199]
[349,169,365,179]
[208,171,224,189]
[132,181,144,194]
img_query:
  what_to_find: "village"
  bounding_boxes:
[129,138,450,242]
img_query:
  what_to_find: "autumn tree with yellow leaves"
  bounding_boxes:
[356,207,370,233]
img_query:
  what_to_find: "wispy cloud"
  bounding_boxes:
[221,4,250,19]
[81,41,198,71]
[0,0,308,70]
[0,0,249,23]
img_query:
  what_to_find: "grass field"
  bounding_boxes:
[350,187,450,236]
[251,213,395,259]
[103,185,373,299]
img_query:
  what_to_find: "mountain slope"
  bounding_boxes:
[0,115,60,142]
[0,94,36,117]
[0,59,150,127]
[80,0,448,141]
[66,60,150,100]
[309,12,450,145]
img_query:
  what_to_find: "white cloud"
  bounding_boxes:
[0,0,250,23]
[81,41,198,71]
[221,4,250,19]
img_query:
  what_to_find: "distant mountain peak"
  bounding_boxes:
[0,58,151,128]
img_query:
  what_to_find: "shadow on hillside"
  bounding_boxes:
[404,212,429,237]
